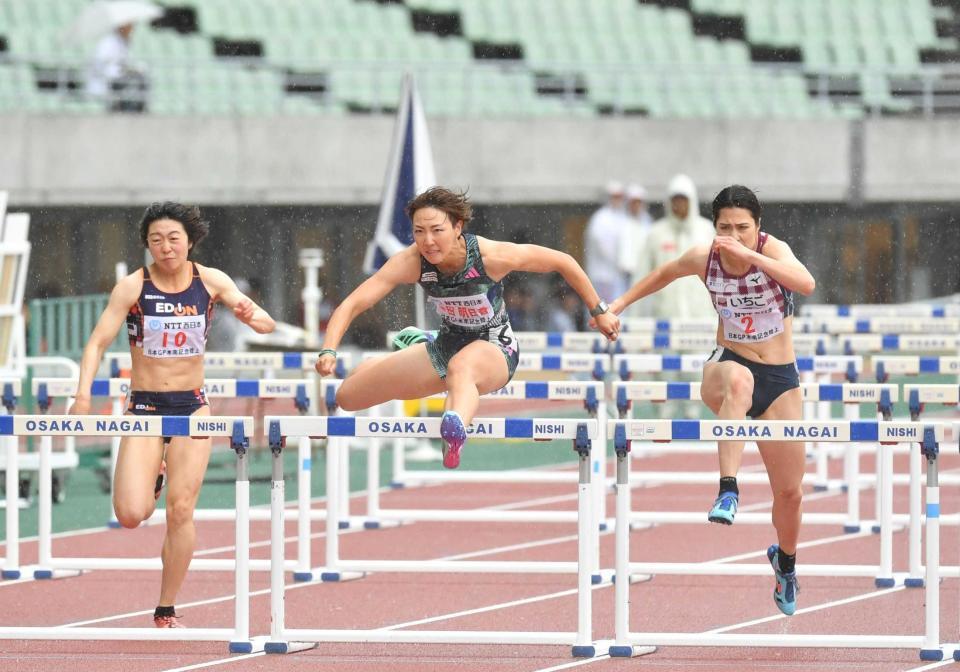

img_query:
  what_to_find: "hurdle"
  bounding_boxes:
[20,414,256,580]
[103,350,351,380]
[613,380,899,532]
[30,376,352,579]
[283,414,606,583]
[607,418,956,661]
[0,379,20,579]
[801,303,960,318]
[513,330,717,354]
[386,352,611,522]
[262,414,602,656]
[0,414,262,652]
[621,316,960,335]
[899,384,960,589]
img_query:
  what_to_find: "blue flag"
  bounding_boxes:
[363,74,437,274]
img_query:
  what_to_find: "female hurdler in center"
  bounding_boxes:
[315,186,619,468]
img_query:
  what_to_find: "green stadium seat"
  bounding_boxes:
[0,0,951,119]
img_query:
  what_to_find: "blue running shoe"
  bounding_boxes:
[440,411,467,469]
[767,544,799,616]
[707,491,738,525]
[392,326,437,351]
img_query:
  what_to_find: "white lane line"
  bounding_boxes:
[905,657,959,672]
[159,653,267,672]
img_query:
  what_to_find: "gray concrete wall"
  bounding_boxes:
[2,114,957,205]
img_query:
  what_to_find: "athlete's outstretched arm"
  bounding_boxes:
[714,235,815,296]
[611,245,710,315]
[201,267,275,334]
[479,238,619,339]
[316,246,420,375]
[70,274,141,414]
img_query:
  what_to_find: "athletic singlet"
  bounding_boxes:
[419,233,510,332]
[703,232,794,343]
[127,263,213,358]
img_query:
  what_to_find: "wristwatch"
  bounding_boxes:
[589,300,609,317]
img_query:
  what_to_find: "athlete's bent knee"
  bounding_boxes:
[113,500,150,529]
[724,369,754,407]
[335,383,363,412]
[444,357,471,381]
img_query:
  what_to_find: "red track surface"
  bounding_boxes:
[3,440,959,672]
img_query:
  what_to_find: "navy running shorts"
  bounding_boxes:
[127,388,209,444]
[706,347,799,418]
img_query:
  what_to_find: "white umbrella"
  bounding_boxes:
[65,0,163,43]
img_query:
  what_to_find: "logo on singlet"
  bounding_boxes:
[145,294,165,300]
[748,274,762,285]
[420,272,438,283]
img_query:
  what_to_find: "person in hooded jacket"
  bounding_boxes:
[636,174,716,319]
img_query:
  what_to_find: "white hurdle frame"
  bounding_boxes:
[24,415,255,579]
[0,414,260,652]
[801,303,960,318]
[386,352,610,524]
[613,380,899,533]
[0,379,21,579]
[30,377,341,580]
[607,418,956,661]
[362,380,606,581]
[263,415,601,657]
[902,384,960,589]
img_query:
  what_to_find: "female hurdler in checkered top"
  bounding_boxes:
[70,202,275,628]
[316,186,620,469]
[607,185,815,616]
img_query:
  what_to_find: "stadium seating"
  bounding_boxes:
[0,0,956,118]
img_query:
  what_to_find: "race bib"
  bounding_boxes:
[718,294,783,342]
[142,314,207,357]
[428,293,496,328]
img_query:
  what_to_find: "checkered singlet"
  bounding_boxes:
[704,232,794,344]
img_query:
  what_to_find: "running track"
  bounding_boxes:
[2,419,958,672]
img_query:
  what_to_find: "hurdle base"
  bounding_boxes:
[1,569,20,579]
[264,640,318,654]
[318,570,367,583]
[609,644,656,658]
[904,577,924,588]
[293,571,315,582]
[33,568,83,580]
[571,644,596,658]
[388,481,406,489]
[874,577,896,588]
[361,519,405,530]
[228,635,265,654]
[871,524,881,534]
[842,524,860,533]
[611,572,652,585]
[921,648,944,661]
[107,520,122,529]
[628,521,654,531]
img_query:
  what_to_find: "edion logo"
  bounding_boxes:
[155,302,199,316]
